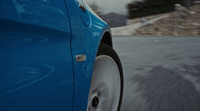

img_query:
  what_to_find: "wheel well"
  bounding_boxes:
[100,32,112,48]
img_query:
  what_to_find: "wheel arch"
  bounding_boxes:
[100,31,113,48]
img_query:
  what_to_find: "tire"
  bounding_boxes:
[87,43,124,111]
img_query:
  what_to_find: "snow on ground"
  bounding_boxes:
[111,15,169,36]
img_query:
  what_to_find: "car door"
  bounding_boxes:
[0,0,73,111]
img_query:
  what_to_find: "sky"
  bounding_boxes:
[84,0,139,15]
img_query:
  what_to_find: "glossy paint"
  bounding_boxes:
[0,0,112,111]
[0,0,73,110]
[77,0,91,26]
[65,0,112,111]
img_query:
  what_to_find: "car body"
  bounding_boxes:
[0,0,121,111]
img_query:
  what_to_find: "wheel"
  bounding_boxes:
[87,43,124,111]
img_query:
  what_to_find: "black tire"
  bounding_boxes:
[97,43,124,111]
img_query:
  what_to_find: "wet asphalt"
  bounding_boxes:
[113,36,200,111]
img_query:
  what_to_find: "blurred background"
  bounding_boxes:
[85,0,200,36]
[85,0,200,111]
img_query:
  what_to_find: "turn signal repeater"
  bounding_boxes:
[76,54,87,62]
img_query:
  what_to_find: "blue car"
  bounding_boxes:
[0,0,123,111]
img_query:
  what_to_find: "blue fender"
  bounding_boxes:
[65,0,112,110]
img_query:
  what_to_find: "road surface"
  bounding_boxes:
[113,36,200,111]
